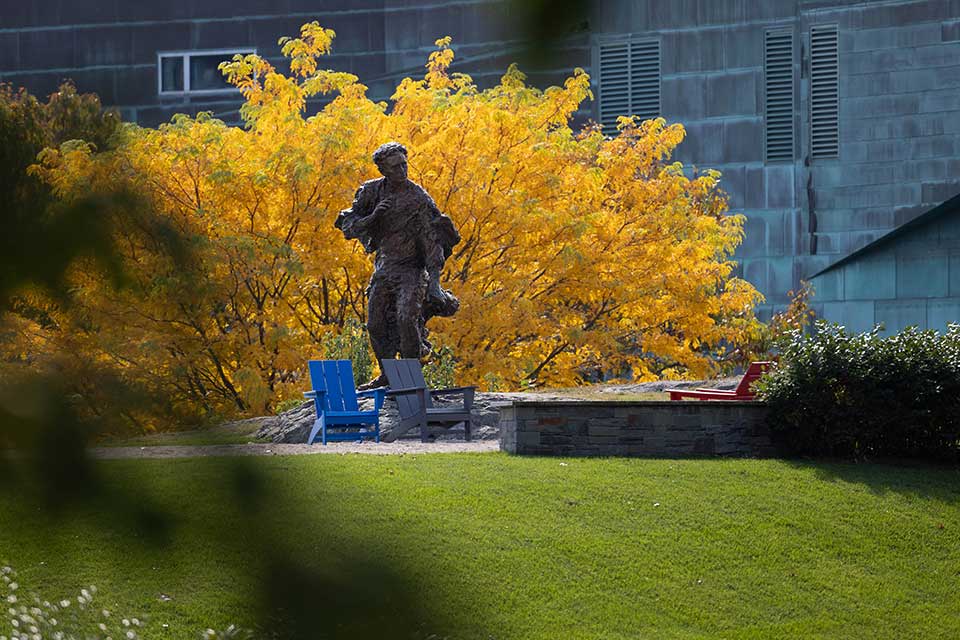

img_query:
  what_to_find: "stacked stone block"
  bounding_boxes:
[500,401,774,457]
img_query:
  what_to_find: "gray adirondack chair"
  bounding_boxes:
[380,359,475,442]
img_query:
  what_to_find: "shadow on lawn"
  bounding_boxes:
[1,400,459,638]
[0,84,465,639]
[783,458,960,499]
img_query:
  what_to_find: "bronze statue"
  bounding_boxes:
[335,142,460,388]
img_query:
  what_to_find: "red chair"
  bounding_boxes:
[667,361,774,401]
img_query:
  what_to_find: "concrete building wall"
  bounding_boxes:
[810,206,960,333]
[590,0,960,320]
[805,0,960,262]
[0,0,538,126]
[3,0,960,324]
[590,1,804,317]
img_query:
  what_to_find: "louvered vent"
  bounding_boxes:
[810,25,839,158]
[764,29,795,162]
[598,39,660,130]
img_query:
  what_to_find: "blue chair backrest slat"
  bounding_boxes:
[308,360,327,411]
[336,360,359,409]
[321,360,346,412]
[308,360,360,413]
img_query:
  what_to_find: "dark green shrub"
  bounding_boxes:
[321,318,374,386]
[756,322,960,461]
[424,344,457,389]
[1,81,122,302]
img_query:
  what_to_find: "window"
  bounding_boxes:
[160,56,184,93]
[158,49,255,95]
[764,29,795,162]
[810,25,839,158]
[598,38,660,130]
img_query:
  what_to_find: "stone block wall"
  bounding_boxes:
[591,0,960,320]
[0,0,533,127]
[499,401,775,457]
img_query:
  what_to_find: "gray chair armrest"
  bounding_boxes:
[430,386,475,395]
[385,386,427,396]
[431,386,475,410]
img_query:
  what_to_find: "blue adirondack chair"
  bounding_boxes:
[303,360,386,445]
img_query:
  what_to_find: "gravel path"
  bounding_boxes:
[91,440,500,459]
[91,379,739,460]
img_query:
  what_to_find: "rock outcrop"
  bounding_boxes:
[255,392,583,443]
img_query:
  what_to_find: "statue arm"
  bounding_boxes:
[419,197,456,293]
[335,183,385,249]
[425,243,445,294]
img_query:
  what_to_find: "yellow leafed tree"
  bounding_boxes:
[26,22,762,427]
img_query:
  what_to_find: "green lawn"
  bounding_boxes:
[1,453,958,639]
[98,420,266,447]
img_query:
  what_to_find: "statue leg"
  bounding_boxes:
[364,278,395,388]
[396,271,428,359]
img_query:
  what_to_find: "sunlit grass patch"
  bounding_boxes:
[98,420,267,448]
[2,454,958,639]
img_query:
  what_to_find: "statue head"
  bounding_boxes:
[373,141,408,185]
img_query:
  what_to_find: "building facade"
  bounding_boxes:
[589,0,960,327]
[2,0,960,326]
[810,192,960,332]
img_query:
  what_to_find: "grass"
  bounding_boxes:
[2,454,958,639]
[98,420,267,447]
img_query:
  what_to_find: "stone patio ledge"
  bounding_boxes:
[499,400,774,457]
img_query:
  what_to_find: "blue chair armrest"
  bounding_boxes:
[303,389,326,398]
[358,386,387,413]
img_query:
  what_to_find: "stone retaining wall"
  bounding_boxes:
[499,401,774,457]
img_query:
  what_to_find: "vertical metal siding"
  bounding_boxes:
[764,29,795,162]
[599,39,660,130]
[810,24,839,158]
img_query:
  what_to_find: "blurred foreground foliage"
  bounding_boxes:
[0,82,187,439]
[0,81,121,305]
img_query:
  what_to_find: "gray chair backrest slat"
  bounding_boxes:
[383,359,429,419]
[405,360,432,408]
